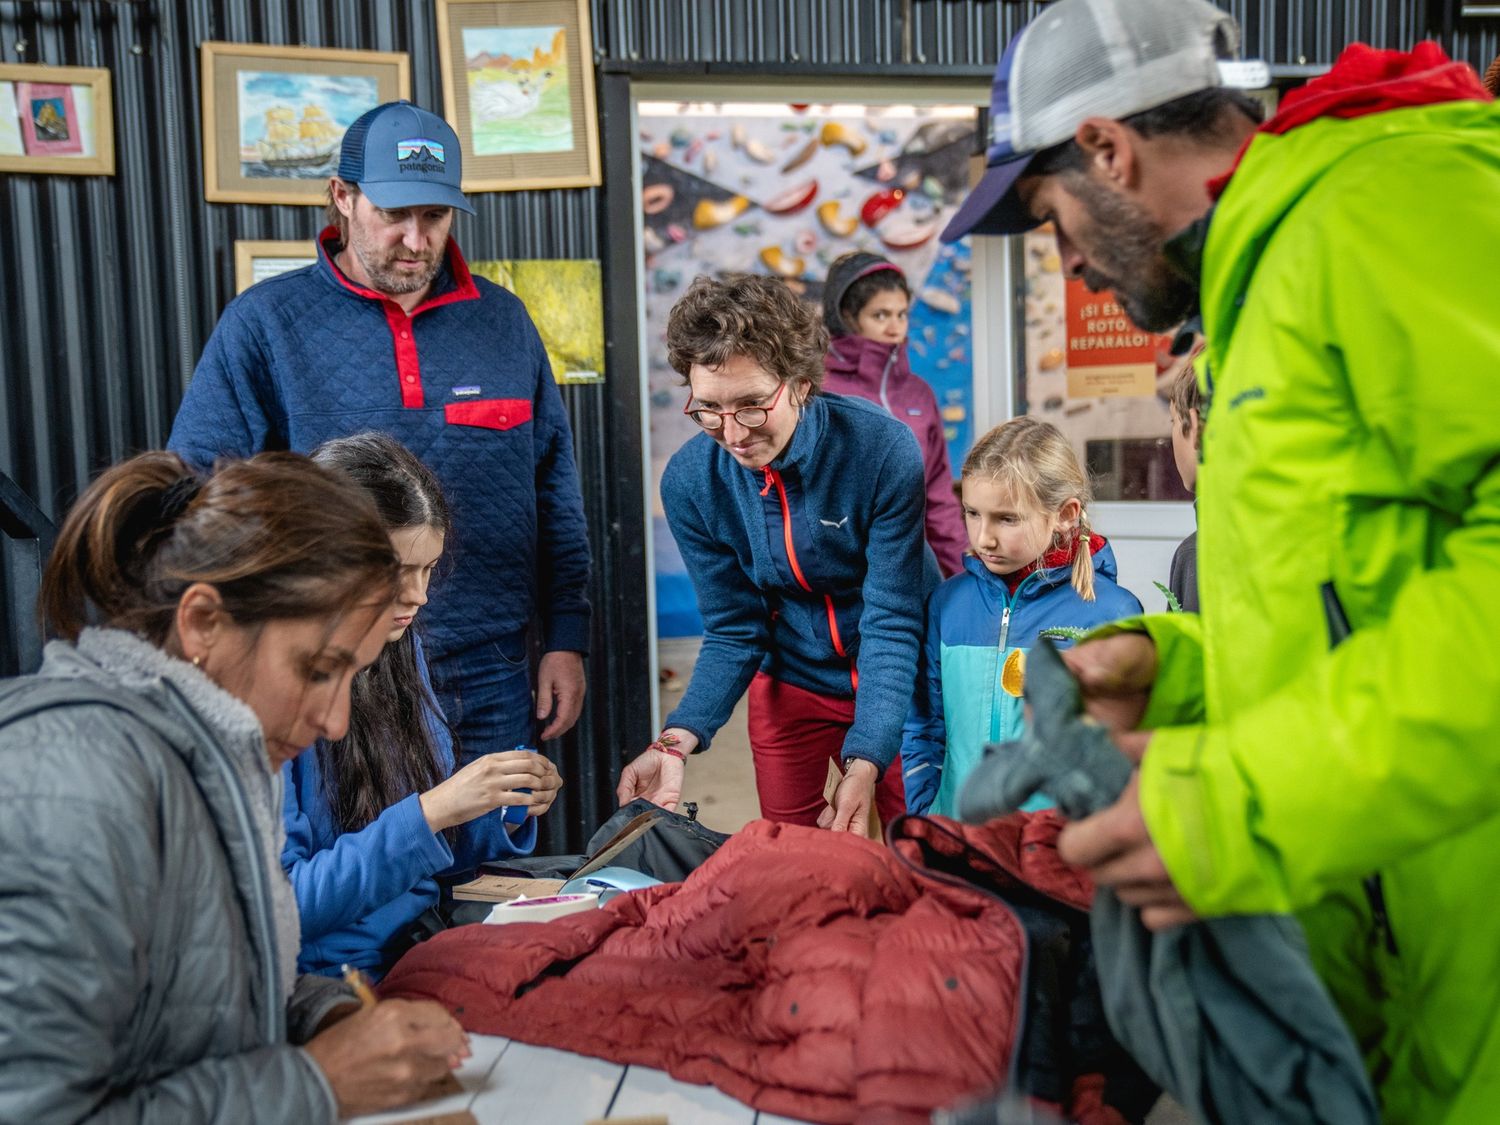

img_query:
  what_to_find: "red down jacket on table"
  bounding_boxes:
[382,814,1121,1124]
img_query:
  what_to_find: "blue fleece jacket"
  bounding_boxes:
[902,546,1142,816]
[281,635,536,980]
[168,229,591,660]
[663,392,930,773]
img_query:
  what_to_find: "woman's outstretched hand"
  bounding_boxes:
[819,758,878,836]
[615,728,697,809]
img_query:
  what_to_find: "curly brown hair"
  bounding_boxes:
[1484,53,1500,97]
[665,274,828,393]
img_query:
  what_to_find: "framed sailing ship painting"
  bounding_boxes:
[435,0,601,191]
[201,42,409,205]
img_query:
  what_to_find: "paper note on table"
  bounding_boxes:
[451,875,567,902]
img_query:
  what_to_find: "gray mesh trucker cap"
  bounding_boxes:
[944,0,1265,240]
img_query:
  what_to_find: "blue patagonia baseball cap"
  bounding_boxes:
[337,101,475,214]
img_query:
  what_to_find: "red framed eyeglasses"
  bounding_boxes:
[683,380,790,431]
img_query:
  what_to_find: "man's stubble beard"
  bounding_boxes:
[347,224,444,296]
[1067,174,1197,334]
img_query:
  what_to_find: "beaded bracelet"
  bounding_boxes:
[648,732,687,762]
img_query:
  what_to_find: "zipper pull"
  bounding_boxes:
[760,466,774,496]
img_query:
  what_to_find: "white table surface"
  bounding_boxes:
[346,1033,817,1124]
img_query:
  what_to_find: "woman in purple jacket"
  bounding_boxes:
[822,252,968,577]
[282,433,562,981]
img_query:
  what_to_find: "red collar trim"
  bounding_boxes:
[1208,42,1492,200]
[1005,532,1105,594]
[317,226,481,313]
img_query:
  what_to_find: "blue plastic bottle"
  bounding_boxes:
[504,744,537,825]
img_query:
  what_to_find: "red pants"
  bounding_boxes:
[746,671,906,828]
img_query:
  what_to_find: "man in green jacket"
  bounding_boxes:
[943,0,1500,1120]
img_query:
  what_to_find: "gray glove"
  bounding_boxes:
[957,639,1133,823]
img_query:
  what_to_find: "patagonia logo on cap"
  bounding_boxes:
[396,137,446,173]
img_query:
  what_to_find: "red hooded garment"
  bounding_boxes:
[381,815,1137,1124]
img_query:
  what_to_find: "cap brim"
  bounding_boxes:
[941,151,1041,242]
[360,179,476,215]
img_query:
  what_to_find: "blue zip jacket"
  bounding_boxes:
[281,636,536,980]
[663,392,930,772]
[902,544,1142,816]
[168,229,591,660]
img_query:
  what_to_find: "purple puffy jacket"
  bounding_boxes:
[823,333,968,576]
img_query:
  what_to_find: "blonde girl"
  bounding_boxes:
[901,417,1143,816]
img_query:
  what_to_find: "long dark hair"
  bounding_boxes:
[42,450,396,644]
[310,433,455,835]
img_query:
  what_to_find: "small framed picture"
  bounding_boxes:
[201,41,410,206]
[436,0,601,192]
[234,239,319,293]
[0,63,114,175]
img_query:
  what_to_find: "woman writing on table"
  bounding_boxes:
[0,451,468,1123]
[283,432,562,982]
[616,274,931,833]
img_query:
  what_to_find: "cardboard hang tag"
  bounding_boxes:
[452,809,667,904]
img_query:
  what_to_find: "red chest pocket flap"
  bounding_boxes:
[443,398,532,431]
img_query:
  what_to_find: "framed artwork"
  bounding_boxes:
[0,63,114,175]
[234,239,318,293]
[201,41,410,206]
[471,258,603,383]
[436,0,601,191]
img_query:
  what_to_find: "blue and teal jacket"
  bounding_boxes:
[281,635,535,981]
[662,393,933,773]
[902,541,1141,816]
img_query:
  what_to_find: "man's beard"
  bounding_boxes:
[1068,176,1197,333]
[350,235,443,296]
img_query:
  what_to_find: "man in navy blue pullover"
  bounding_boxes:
[170,101,591,762]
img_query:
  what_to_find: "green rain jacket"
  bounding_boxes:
[1128,53,1500,1124]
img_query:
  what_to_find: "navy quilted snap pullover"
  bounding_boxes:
[662,393,930,772]
[169,228,591,659]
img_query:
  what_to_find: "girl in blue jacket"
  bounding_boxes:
[282,432,562,980]
[902,417,1142,817]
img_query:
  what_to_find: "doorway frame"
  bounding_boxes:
[598,61,998,731]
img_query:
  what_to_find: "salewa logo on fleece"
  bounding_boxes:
[820,516,850,529]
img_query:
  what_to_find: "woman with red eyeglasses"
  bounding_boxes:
[616,274,935,834]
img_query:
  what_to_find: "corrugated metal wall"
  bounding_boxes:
[3,0,1497,846]
[0,0,622,851]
